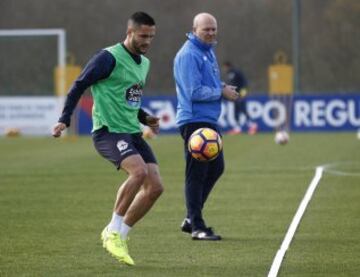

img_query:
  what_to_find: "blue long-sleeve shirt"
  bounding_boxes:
[173,33,223,127]
[58,45,148,127]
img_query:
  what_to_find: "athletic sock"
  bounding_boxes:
[107,212,123,234]
[120,223,132,240]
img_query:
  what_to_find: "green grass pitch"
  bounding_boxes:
[0,133,359,276]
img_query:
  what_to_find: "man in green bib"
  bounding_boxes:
[52,12,163,266]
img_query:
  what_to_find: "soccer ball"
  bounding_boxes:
[188,128,223,161]
[274,130,289,145]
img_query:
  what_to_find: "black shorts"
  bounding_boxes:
[92,127,157,169]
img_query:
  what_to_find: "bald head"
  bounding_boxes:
[192,13,217,44]
[193,13,217,29]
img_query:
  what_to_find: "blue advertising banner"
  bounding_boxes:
[78,94,360,134]
[290,95,360,131]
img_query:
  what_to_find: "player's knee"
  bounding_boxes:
[148,182,164,201]
[131,166,148,183]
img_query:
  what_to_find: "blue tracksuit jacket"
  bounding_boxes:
[174,33,223,127]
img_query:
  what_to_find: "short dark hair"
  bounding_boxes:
[129,12,155,26]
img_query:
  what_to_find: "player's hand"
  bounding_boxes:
[222,85,239,101]
[52,122,67,138]
[145,115,160,134]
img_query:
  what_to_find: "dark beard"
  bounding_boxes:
[132,41,146,55]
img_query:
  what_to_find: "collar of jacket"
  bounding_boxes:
[186,33,216,51]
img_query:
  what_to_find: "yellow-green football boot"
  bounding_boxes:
[101,227,135,266]
[101,226,108,244]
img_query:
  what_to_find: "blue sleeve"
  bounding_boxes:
[58,50,115,126]
[175,53,222,102]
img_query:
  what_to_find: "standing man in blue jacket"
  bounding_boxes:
[174,12,239,240]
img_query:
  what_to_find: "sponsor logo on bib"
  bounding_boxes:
[126,83,143,108]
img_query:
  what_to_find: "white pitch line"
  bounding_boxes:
[267,166,324,277]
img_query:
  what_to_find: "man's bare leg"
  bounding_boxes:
[114,154,148,216]
[123,163,164,226]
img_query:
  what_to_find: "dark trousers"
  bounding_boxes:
[179,122,225,231]
[234,98,249,122]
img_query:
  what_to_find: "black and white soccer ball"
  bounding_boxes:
[274,131,289,145]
